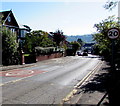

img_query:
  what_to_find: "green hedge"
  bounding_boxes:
[35,46,64,56]
[66,48,76,56]
[35,47,55,55]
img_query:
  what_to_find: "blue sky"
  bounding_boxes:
[1,1,118,35]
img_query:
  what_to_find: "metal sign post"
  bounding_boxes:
[107,28,120,71]
[111,39,115,70]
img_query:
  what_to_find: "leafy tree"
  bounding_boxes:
[71,41,81,51]
[70,41,81,55]
[0,15,3,26]
[50,30,66,46]
[1,27,19,65]
[93,16,120,58]
[104,0,118,10]
[77,38,84,48]
[24,30,55,53]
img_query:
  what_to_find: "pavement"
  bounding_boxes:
[1,59,110,105]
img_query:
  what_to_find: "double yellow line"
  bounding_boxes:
[62,60,104,104]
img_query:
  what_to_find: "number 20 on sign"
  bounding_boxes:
[107,28,120,39]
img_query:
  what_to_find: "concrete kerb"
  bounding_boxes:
[0,55,64,72]
[62,60,104,104]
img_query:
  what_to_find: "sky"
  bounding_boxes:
[1,0,118,35]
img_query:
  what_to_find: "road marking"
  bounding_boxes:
[0,69,46,77]
[0,77,26,87]
[62,89,78,102]
[74,61,103,89]
[0,83,4,86]
[62,60,104,103]
[5,70,34,77]
[0,70,47,87]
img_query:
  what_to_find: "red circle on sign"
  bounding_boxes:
[107,27,120,39]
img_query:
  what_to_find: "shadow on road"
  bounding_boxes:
[79,64,120,106]
[80,66,111,93]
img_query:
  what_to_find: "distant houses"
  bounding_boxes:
[82,43,95,53]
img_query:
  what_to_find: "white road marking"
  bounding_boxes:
[0,71,47,87]
[5,70,34,76]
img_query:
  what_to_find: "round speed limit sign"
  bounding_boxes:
[107,28,120,39]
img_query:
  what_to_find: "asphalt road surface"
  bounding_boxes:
[1,55,101,104]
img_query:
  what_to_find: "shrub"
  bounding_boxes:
[1,27,20,65]
[35,47,56,55]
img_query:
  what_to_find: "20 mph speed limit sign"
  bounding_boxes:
[107,28,120,39]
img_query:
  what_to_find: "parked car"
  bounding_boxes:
[77,51,82,56]
[82,52,88,56]
[77,51,88,56]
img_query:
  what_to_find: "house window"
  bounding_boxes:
[8,16,11,22]
[20,30,27,38]
[12,28,15,33]
[10,28,15,33]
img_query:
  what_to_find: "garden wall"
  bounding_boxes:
[36,53,63,62]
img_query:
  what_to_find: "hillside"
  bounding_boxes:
[66,34,94,43]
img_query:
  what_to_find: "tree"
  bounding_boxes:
[77,38,84,48]
[1,27,19,65]
[24,30,55,53]
[70,41,81,55]
[71,41,80,51]
[93,16,120,58]
[50,30,66,46]
[104,0,118,10]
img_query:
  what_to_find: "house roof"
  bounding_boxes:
[0,10,10,21]
[0,10,19,28]
[19,23,27,29]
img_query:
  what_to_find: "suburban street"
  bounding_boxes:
[1,2,119,105]
[1,55,101,104]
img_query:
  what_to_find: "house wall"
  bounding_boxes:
[3,14,19,39]
[4,12,18,27]
[2,11,19,39]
